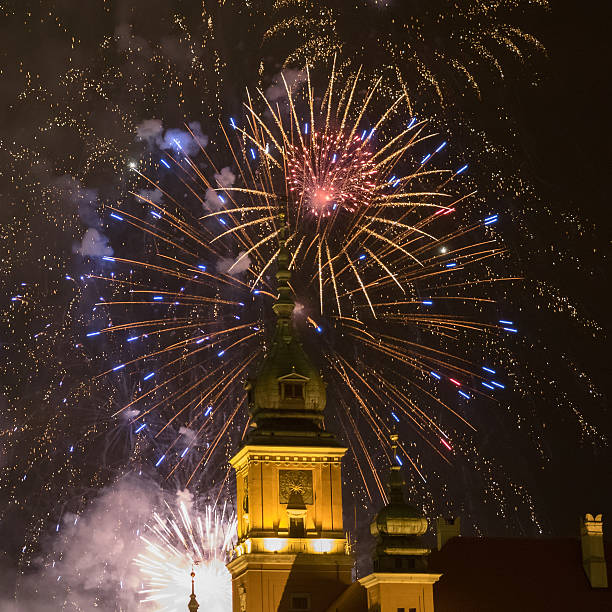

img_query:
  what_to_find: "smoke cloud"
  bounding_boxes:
[214,167,236,189]
[0,475,161,611]
[73,227,114,257]
[179,426,198,444]
[123,408,141,421]
[203,166,235,212]
[137,187,164,204]
[136,119,208,156]
[52,175,100,228]
[0,476,234,612]
[205,188,225,211]
[265,68,307,102]
[51,175,113,259]
[135,118,164,145]
[216,251,251,276]
[159,122,208,156]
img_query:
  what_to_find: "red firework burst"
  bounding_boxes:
[286,129,379,216]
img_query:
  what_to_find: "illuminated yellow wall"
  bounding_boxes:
[231,444,346,545]
[227,443,354,612]
[359,573,441,612]
[228,554,353,612]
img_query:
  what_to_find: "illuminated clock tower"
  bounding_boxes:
[226,233,353,612]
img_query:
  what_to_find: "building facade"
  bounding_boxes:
[216,233,611,612]
[225,234,438,612]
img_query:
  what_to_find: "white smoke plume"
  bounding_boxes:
[135,118,164,145]
[204,188,225,212]
[73,227,113,257]
[53,175,101,228]
[213,167,236,188]
[137,187,164,204]
[175,487,194,507]
[135,119,208,156]
[122,408,141,421]
[265,68,307,102]
[216,251,251,276]
[179,426,198,444]
[203,166,236,212]
[52,175,113,259]
[0,476,235,611]
[0,475,162,611]
[159,122,208,156]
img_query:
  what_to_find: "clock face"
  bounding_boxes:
[278,469,314,505]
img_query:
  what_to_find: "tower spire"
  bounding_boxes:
[370,433,430,572]
[187,570,199,612]
[227,215,353,612]
[389,433,405,504]
[272,213,294,322]
[246,212,330,438]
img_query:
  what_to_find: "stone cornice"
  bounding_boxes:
[230,444,347,467]
[359,572,442,587]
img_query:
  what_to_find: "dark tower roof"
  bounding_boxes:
[246,221,338,447]
[370,435,430,572]
[371,435,428,537]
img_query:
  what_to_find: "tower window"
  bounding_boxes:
[243,476,249,513]
[290,594,310,610]
[289,517,305,537]
[281,382,304,399]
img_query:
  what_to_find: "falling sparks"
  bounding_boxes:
[4,2,606,590]
[263,0,549,105]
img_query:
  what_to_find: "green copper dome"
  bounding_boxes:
[371,465,428,537]
[369,436,431,572]
[250,322,327,425]
[371,436,429,538]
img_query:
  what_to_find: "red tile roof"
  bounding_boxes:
[429,537,612,612]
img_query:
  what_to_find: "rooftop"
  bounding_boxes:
[430,536,612,611]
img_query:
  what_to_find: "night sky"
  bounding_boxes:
[0,0,610,606]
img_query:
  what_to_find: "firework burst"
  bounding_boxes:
[286,128,378,216]
[264,0,548,104]
[87,68,513,506]
[135,497,236,612]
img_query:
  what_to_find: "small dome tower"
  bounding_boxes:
[370,435,431,572]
